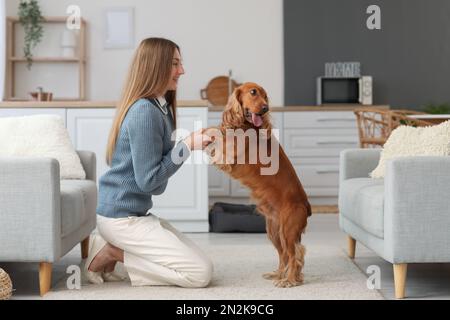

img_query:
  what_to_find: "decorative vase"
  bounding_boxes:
[29,87,53,101]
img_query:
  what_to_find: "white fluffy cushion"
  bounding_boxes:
[370,120,450,178]
[0,114,86,179]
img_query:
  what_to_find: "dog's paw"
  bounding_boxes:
[296,273,304,284]
[274,277,303,288]
[262,271,283,280]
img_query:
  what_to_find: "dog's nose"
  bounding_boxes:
[261,105,269,114]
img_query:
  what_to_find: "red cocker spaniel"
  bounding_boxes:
[205,82,311,287]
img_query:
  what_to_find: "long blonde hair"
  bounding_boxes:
[106,38,180,165]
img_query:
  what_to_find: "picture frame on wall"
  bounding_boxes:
[104,7,135,49]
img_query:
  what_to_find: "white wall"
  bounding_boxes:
[6,0,284,105]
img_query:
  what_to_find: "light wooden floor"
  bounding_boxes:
[311,205,339,214]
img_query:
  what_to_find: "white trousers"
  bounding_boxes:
[96,214,213,288]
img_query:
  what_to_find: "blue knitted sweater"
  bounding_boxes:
[96,98,190,218]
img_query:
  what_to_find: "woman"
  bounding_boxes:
[84,38,213,288]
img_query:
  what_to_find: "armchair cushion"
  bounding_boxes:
[60,180,97,237]
[339,178,385,239]
[0,115,86,179]
[371,120,450,178]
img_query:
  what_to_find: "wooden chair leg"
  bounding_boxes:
[347,236,356,259]
[81,236,90,259]
[393,263,407,299]
[39,262,52,296]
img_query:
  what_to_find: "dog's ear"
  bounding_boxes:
[260,115,273,140]
[260,87,272,139]
[222,87,244,128]
[261,87,269,104]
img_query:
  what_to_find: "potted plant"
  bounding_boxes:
[423,103,450,114]
[18,0,44,69]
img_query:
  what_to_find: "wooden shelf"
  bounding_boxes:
[5,16,87,101]
[9,57,84,62]
[7,16,74,23]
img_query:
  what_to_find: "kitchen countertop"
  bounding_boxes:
[0,100,389,111]
[0,100,209,108]
[209,105,390,112]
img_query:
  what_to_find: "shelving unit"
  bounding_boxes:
[5,16,86,101]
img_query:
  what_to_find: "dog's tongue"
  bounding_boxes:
[252,113,263,127]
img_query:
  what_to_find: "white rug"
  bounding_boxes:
[44,243,383,300]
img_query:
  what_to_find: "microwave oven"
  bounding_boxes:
[316,76,372,105]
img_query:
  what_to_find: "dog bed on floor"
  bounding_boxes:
[209,202,266,233]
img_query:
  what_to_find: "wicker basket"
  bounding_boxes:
[0,268,13,300]
[354,108,433,148]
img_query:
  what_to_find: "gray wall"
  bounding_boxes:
[284,0,450,109]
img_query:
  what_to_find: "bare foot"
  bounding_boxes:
[88,243,119,272]
[104,261,117,273]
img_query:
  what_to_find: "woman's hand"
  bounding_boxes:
[183,129,213,151]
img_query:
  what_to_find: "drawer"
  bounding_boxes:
[284,129,359,157]
[293,164,340,188]
[284,111,357,128]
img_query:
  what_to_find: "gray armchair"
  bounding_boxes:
[0,151,97,296]
[339,149,450,299]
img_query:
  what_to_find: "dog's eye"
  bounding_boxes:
[250,89,257,96]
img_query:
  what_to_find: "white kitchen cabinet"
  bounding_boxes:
[66,108,115,184]
[209,165,231,196]
[283,111,359,202]
[283,128,358,158]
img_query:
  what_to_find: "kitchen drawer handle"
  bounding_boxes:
[316,170,339,174]
[317,118,355,122]
[316,141,357,145]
